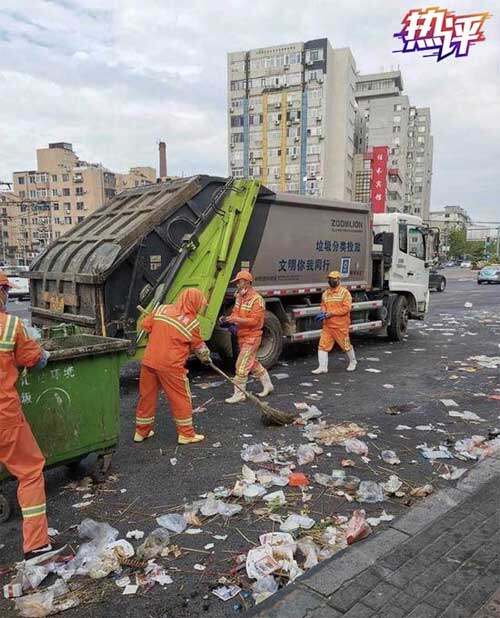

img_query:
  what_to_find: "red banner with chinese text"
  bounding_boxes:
[370,146,388,213]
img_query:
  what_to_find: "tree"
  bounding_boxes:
[448,227,466,259]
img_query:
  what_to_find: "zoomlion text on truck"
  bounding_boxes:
[28,176,434,367]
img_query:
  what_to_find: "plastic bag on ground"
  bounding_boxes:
[259,532,297,562]
[256,469,288,487]
[15,579,79,617]
[16,563,54,592]
[382,475,403,495]
[78,519,118,546]
[243,484,267,501]
[262,490,286,506]
[297,537,320,568]
[156,513,187,533]
[251,575,278,604]
[381,450,400,465]
[87,540,134,579]
[241,444,274,463]
[345,510,372,545]
[296,444,316,465]
[344,438,369,456]
[246,546,280,579]
[356,481,385,503]
[136,528,170,560]
[280,513,315,532]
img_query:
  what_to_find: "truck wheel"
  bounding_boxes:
[387,296,408,341]
[257,311,283,369]
[0,494,11,523]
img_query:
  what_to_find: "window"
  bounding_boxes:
[52,202,59,210]
[52,189,58,197]
[29,175,36,184]
[77,216,84,223]
[21,218,28,225]
[29,190,36,198]
[408,226,425,259]
[417,125,426,133]
[393,126,401,133]
[393,137,400,145]
[62,188,70,196]
[75,186,84,196]
[63,202,71,210]
[54,217,61,225]
[394,104,402,112]
[231,115,244,127]
[417,136,425,144]
[62,174,69,182]
[51,175,57,182]
[18,177,25,185]
[64,216,72,225]
[393,115,401,123]
[76,202,84,210]
[231,133,244,144]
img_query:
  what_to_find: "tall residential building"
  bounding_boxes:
[227,40,357,200]
[8,142,156,264]
[355,71,433,218]
[429,205,471,252]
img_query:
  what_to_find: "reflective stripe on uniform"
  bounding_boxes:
[153,315,192,340]
[135,416,155,425]
[21,503,46,519]
[0,315,18,351]
[174,417,193,427]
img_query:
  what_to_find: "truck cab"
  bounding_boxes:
[373,212,431,320]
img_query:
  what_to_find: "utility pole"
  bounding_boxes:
[497,226,500,259]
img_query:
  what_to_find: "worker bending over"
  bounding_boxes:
[135,288,211,444]
[0,271,54,560]
[222,270,274,404]
[312,271,357,374]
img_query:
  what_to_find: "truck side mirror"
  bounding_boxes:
[380,232,394,269]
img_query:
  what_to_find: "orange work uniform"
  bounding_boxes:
[0,312,49,553]
[135,289,208,439]
[318,286,353,353]
[229,287,266,380]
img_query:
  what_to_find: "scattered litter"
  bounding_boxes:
[366,510,394,526]
[440,465,467,480]
[280,513,315,532]
[47,528,59,537]
[440,399,458,407]
[415,425,434,431]
[213,585,242,601]
[382,475,403,495]
[341,459,355,467]
[299,382,313,387]
[383,384,394,389]
[365,357,380,362]
[185,528,203,535]
[396,425,412,430]
[304,421,365,446]
[263,490,286,506]
[365,368,381,373]
[126,530,144,540]
[72,500,93,509]
[213,534,228,541]
[115,576,130,588]
[346,510,372,544]
[356,481,384,503]
[246,546,280,579]
[410,484,434,497]
[3,583,23,599]
[418,445,454,460]
[241,444,274,464]
[464,302,473,308]
[273,373,289,380]
[156,513,187,534]
[251,575,278,604]
[448,410,484,422]
[212,442,222,448]
[170,458,178,466]
[194,564,206,571]
[344,438,369,457]
[296,444,318,465]
[137,528,170,560]
[381,450,400,465]
[123,584,139,595]
[289,472,309,487]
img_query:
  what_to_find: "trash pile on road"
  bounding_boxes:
[4,391,500,617]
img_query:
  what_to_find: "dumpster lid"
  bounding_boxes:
[43,334,130,361]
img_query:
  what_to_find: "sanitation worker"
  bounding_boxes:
[222,270,274,404]
[0,270,56,561]
[312,270,357,374]
[134,288,211,444]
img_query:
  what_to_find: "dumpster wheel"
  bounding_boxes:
[0,494,11,523]
[91,453,113,484]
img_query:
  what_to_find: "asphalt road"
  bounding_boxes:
[1,268,499,617]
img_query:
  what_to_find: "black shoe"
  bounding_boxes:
[24,543,67,564]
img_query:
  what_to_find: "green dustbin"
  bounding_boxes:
[0,333,130,522]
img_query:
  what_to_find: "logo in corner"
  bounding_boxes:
[393,7,491,61]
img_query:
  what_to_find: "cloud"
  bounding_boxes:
[0,0,498,220]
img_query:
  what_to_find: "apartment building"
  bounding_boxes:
[353,152,403,207]
[227,39,357,200]
[8,142,156,263]
[429,205,471,252]
[355,71,433,218]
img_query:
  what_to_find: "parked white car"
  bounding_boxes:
[460,261,472,268]
[5,268,30,300]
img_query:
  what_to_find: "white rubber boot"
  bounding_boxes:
[346,348,357,372]
[225,378,247,404]
[257,371,274,398]
[311,350,329,374]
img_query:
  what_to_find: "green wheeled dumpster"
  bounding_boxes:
[0,333,130,522]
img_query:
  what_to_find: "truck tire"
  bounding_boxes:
[257,311,283,369]
[387,295,408,341]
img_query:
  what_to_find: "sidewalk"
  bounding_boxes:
[249,452,500,618]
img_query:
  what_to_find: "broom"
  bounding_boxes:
[207,361,296,426]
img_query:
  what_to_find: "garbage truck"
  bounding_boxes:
[28,176,432,367]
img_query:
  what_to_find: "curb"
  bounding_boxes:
[248,450,500,617]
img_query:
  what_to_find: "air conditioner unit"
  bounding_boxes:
[317,77,324,84]
[318,135,324,140]
[274,173,280,179]
[230,144,235,149]
[306,60,313,66]
[291,154,297,159]
[274,102,281,109]
[283,65,289,71]
[310,172,317,178]
[293,118,300,124]
[287,101,293,107]
[316,115,322,122]
[294,137,300,143]
[286,120,291,126]
[285,174,291,180]
[274,120,280,126]
[230,107,234,113]
[249,105,254,110]
[317,176,323,181]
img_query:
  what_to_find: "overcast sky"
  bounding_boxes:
[1,0,499,221]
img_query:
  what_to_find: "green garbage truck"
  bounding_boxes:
[28,176,433,367]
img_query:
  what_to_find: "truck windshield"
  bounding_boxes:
[399,224,425,260]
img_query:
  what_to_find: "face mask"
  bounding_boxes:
[329,280,339,288]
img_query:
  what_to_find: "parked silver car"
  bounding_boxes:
[477,264,500,284]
